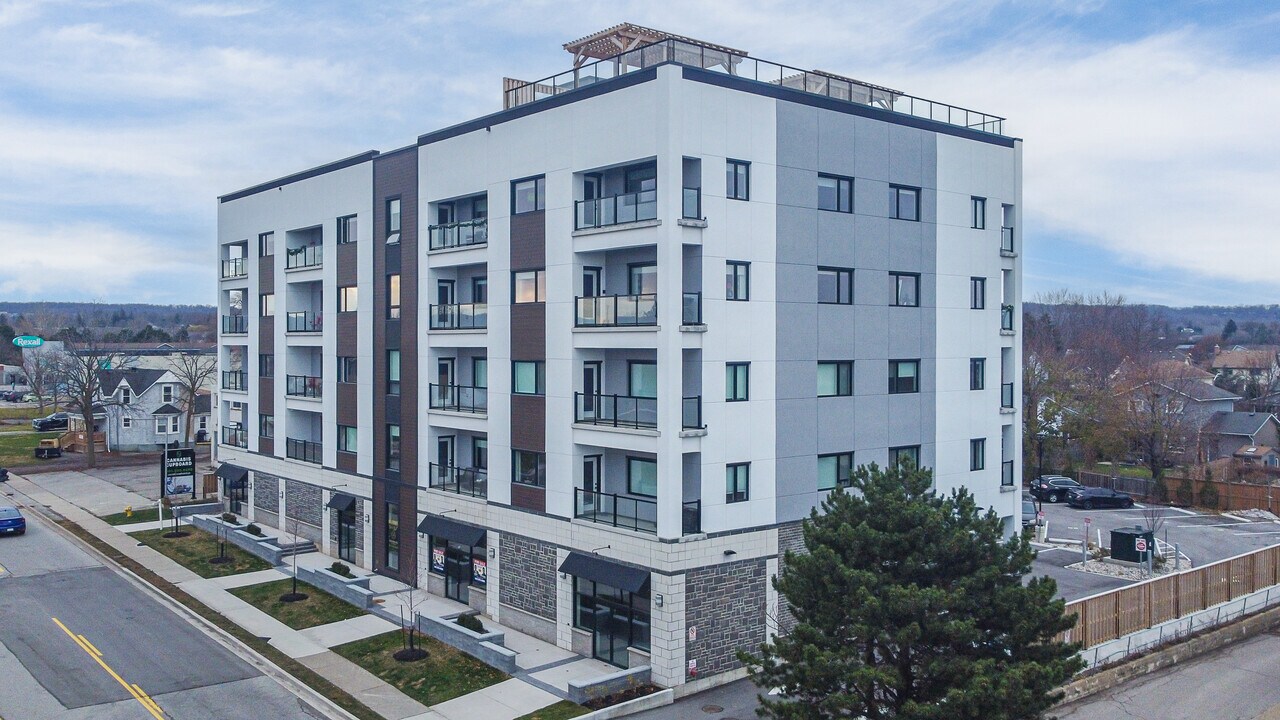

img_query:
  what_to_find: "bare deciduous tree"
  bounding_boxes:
[22,347,61,414]
[1116,362,1199,484]
[167,350,216,447]
[57,334,135,468]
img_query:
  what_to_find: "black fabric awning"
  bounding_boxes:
[214,463,247,487]
[416,515,486,547]
[559,552,650,594]
[326,493,356,512]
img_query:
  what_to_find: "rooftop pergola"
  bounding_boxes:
[562,23,748,68]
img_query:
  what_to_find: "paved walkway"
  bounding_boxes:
[3,469,614,720]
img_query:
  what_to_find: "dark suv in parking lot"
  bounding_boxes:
[1067,487,1134,510]
[31,412,69,431]
[1029,475,1083,503]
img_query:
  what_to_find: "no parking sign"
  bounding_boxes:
[1135,538,1148,553]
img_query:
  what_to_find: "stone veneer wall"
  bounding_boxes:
[328,499,365,553]
[253,472,280,514]
[499,533,557,619]
[285,479,322,527]
[685,558,768,677]
[776,521,805,634]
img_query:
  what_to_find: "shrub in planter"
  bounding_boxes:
[221,512,239,524]
[330,561,353,578]
[455,613,485,633]
[245,523,264,537]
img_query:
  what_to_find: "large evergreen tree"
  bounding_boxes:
[742,461,1082,720]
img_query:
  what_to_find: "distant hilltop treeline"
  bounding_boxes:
[1024,302,1280,333]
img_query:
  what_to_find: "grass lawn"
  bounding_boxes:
[333,630,508,707]
[515,700,590,720]
[0,407,49,421]
[0,431,61,467]
[99,507,160,525]
[229,578,364,630]
[133,526,271,578]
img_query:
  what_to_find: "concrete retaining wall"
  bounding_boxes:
[296,566,374,609]
[416,612,517,674]
[189,513,287,565]
[577,688,674,720]
[569,665,652,706]
[167,501,222,518]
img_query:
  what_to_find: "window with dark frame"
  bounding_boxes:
[512,449,546,487]
[726,261,750,301]
[338,425,357,453]
[818,267,854,304]
[338,357,357,384]
[512,361,545,395]
[259,293,274,317]
[726,463,750,503]
[890,272,919,307]
[512,176,546,214]
[386,198,401,243]
[259,414,274,438]
[726,159,750,201]
[512,270,546,303]
[627,457,657,497]
[387,424,401,471]
[889,445,921,469]
[970,438,986,471]
[337,214,357,244]
[889,359,920,394]
[387,350,400,395]
[338,285,358,312]
[259,354,273,378]
[384,501,400,570]
[890,185,920,221]
[387,274,400,318]
[258,231,274,257]
[970,357,985,390]
[818,452,853,490]
[971,197,986,229]
[818,361,853,397]
[970,277,986,310]
[818,174,853,213]
[726,362,749,401]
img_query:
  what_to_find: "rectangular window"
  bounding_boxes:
[337,214,357,244]
[121,417,132,429]
[726,261,750,301]
[387,274,400,318]
[818,267,854,304]
[387,424,401,471]
[726,160,750,201]
[726,463,750,503]
[338,357,357,383]
[726,362,749,402]
[512,270,546,303]
[970,358,985,391]
[970,277,986,310]
[889,359,920,394]
[512,361,545,395]
[259,293,274,317]
[259,354,273,378]
[386,198,401,242]
[387,350,400,395]
[627,457,657,498]
[474,439,488,469]
[259,414,273,438]
[970,438,986,471]
[384,501,399,571]
[890,272,919,307]
[338,425,357,453]
[154,417,168,435]
[818,174,853,213]
[121,387,131,404]
[473,358,488,389]
[890,185,920,221]
[512,176,546,214]
[162,384,174,403]
[971,197,986,229]
[512,449,546,487]
[258,231,274,257]
[628,362,657,399]
[817,452,853,491]
[339,286,358,312]
[889,445,921,469]
[818,361,853,397]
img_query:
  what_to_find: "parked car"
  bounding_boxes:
[0,391,22,402]
[1029,475,1082,503]
[1022,499,1038,529]
[31,412,68,432]
[21,393,38,403]
[0,505,25,535]
[1067,487,1134,510]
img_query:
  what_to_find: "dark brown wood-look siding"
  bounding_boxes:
[258,255,274,294]
[258,438,274,457]
[258,316,274,353]
[510,484,546,513]
[510,304,546,360]
[510,394,545,452]
[258,378,274,416]
[336,312,357,357]
[336,382,357,427]
[509,211,546,271]
[336,451,356,474]
[336,241,358,286]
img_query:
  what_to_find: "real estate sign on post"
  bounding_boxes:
[162,448,196,499]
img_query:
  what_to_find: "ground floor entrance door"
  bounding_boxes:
[591,606,631,668]
[336,509,356,563]
[444,542,470,604]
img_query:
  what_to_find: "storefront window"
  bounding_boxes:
[429,535,487,603]
[573,578,651,667]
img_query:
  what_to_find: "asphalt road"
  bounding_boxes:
[0,506,327,719]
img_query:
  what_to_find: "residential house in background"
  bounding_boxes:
[1212,345,1280,383]
[97,368,210,451]
[1234,444,1280,469]
[70,342,219,391]
[1200,411,1280,462]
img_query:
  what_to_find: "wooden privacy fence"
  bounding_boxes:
[1062,544,1280,649]
[1077,471,1279,513]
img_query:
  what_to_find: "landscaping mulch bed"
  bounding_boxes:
[583,683,661,710]
[514,699,590,720]
[229,578,364,630]
[133,526,270,578]
[332,630,507,707]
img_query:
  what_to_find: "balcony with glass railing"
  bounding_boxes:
[221,370,247,392]
[429,303,487,330]
[285,244,322,270]
[428,218,488,251]
[575,294,657,327]
[573,488,702,536]
[429,384,487,413]
[428,463,487,498]
[221,315,247,334]
[575,190,658,230]
[286,374,322,398]
[504,38,1005,136]
[221,426,247,448]
[574,392,656,429]
[286,311,322,333]
[221,257,246,279]
[286,438,322,464]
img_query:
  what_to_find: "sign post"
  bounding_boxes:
[162,448,197,500]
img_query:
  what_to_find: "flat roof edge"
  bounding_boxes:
[219,150,380,204]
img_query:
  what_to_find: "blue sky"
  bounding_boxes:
[0,0,1277,306]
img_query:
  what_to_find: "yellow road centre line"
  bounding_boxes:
[51,617,165,720]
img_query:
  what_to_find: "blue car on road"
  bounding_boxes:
[0,505,26,535]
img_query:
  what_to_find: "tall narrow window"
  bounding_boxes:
[890,185,920,221]
[512,449,546,486]
[726,261,750,301]
[512,176,546,214]
[726,159,750,201]
[628,457,658,498]
[970,438,986,471]
[259,354,274,377]
[386,198,401,243]
[512,270,546,303]
[971,197,986,229]
[726,362,749,401]
[258,231,274,257]
[890,272,919,307]
[384,501,400,571]
[259,293,274,317]
[387,424,401,471]
[259,414,273,438]
[338,285,358,312]
[970,277,986,310]
[628,362,657,399]
[726,463,750,503]
[818,174,853,213]
[970,358,985,391]
[473,358,488,389]
[387,350,400,395]
[889,360,920,394]
[337,214,358,244]
[338,425,357,453]
[818,361,853,397]
[338,357,357,383]
[818,267,854,304]
[817,452,853,490]
[387,274,401,318]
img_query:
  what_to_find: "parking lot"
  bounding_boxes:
[1030,495,1280,600]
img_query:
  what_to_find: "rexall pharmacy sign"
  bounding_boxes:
[12,336,44,348]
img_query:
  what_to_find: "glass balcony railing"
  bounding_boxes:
[220,426,247,448]
[428,463,487,498]
[1001,226,1014,253]
[285,245,322,269]
[575,488,656,534]
[221,370,247,391]
[1001,304,1015,332]
[286,438,322,464]
[575,190,658,230]
[682,187,702,219]
[1002,382,1015,409]
[286,374,322,398]
[682,396,703,429]
[575,392,657,429]
[1002,460,1015,487]
[429,303,487,330]
[221,257,246,278]
[575,294,657,327]
[682,291,703,325]
[428,218,488,251]
[221,315,247,334]
[428,384,487,413]
[286,311,322,333]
